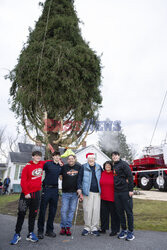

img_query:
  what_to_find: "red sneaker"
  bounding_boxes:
[60,228,66,235]
[66,227,71,236]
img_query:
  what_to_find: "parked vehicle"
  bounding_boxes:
[130,144,167,191]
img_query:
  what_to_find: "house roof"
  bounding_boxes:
[13,143,70,164]
[10,152,32,163]
[0,163,7,168]
[18,142,46,153]
[18,142,67,154]
[75,147,86,154]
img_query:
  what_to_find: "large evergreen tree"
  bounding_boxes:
[6,0,102,150]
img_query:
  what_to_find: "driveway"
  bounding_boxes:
[133,190,167,201]
[0,214,167,250]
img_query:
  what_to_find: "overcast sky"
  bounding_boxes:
[0,0,167,155]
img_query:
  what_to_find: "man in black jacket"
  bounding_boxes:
[38,151,62,239]
[111,151,135,241]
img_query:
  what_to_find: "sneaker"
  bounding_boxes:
[98,229,106,234]
[92,230,100,236]
[26,232,38,242]
[66,227,71,236]
[45,231,56,237]
[10,233,21,245]
[109,231,117,236]
[60,227,66,235]
[126,231,135,241]
[38,231,44,239]
[81,229,89,236]
[118,230,127,239]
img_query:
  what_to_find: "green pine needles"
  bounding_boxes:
[6,0,102,150]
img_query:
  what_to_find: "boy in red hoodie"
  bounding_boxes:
[10,151,47,245]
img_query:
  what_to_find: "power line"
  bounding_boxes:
[149,89,167,146]
[36,0,53,106]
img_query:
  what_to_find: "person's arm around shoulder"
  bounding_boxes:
[59,159,64,166]
[43,161,49,172]
[122,161,134,197]
[40,159,52,168]
[59,165,64,180]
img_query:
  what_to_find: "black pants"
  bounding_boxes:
[15,191,40,234]
[38,187,59,233]
[4,185,9,194]
[114,191,134,232]
[101,199,120,233]
[100,199,109,230]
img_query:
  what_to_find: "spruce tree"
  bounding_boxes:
[118,131,133,163]
[6,0,102,150]
[99,119,133,163]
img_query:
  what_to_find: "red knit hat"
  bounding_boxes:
[86,153,95,159]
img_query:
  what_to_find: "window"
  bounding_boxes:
[7,167,11,177]
[19,165,25,179]
[14,165,19,180]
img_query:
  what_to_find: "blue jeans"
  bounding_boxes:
[60,192,78,228]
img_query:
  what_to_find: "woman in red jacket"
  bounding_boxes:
[100,161,120,236]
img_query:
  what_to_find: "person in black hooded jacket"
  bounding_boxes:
[111,151,135,241]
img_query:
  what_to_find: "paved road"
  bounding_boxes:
[134,190,167,201]
[0,214,167,250]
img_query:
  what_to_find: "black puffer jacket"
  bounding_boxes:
[113,159,133,192]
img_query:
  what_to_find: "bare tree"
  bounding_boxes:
[0,127,23,160]
[0,127,8,158]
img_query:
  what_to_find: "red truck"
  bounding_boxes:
[130,145,167,191]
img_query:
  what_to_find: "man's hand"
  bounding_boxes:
[59,160,63,166]
[77,189,82,196]
[129,191,133,197]
[25,194,31,199]
[77,190,83,202]
[79,193,83,202]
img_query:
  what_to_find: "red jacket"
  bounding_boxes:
[21,160,48,195]
[100,170,114,202]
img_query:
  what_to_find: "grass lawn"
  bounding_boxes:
[133,198,167,231]
[0,194,167,231]
[0,194,20,213]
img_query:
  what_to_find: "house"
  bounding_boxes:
[0,163,7,179]
[4,143,110,193]
[3,143,34,193]
[75,144,111,166]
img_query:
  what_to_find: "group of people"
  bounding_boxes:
[0,176,11,195]
[10,149,135,245]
